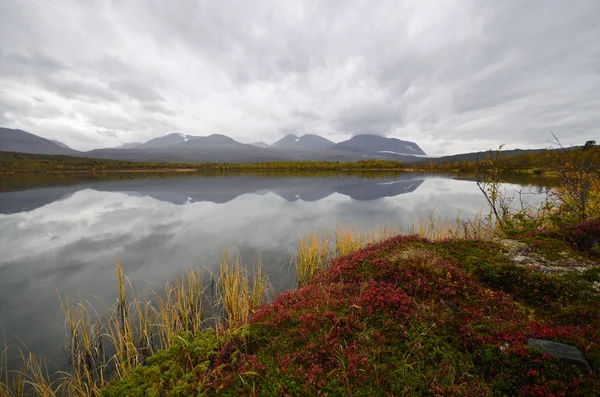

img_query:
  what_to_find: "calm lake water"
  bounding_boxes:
[0,172,548,365]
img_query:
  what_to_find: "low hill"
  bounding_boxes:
[0,128,79,155]
[114,142,143,149]
[333,134,426,156]
[50,139,71,149]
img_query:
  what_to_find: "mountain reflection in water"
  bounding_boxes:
[0,174,424,214]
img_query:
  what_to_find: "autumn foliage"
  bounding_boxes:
[104,224,600,396]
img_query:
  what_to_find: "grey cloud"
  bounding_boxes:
[2,51,68,75]
[0,0,599,152]
[3,51,169,111]
[289,109,320,121]
[334,102,403,136]
[0,94,69,121]
[96,128,119,138]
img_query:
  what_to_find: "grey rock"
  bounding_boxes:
[528,338,592,372]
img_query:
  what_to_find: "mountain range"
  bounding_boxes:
[0,128,429,163]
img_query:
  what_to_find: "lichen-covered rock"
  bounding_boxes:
[528,338,592,372]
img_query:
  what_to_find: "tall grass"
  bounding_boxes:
[296,232,330,286]
[0,260,215,396]
[408,208,493,240]
[218,248,268,329]
[294,210,493,286]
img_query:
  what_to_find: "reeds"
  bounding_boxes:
[334,225,366,257]
[293,211,493,285]
[0,350,55,397]
[218,248,268,329]
[0,260,213,396]
[403,208,490,240]
[152,267,204,350]
[0,248,271,396]
[296,232,330,286]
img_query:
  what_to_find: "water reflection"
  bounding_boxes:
[0,173,527,364]
[0,174,425,213]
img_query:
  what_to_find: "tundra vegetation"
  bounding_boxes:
[0,141,599,396]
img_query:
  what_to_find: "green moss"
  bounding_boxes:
[101,331,218,397]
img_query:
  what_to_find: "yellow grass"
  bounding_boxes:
[296,232,330,286]
[293,210,493,285]
[219,248,268,329]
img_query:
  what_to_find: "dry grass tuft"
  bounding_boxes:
[296,233,330,286]
[219,248,268,329]
[292,210,493,285]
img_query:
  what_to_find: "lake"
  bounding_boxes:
[0,172,549,366]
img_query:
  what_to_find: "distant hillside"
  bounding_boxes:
[114,142,143,149]
[0,128,79,155]
[251,142,269,148]
[185,134,240,147]
[422,148,547,163]
[136,133,242,149]
[333,134,426,156]
[50,139,71,149]
[272,134,335,149]
[137,133,193,149]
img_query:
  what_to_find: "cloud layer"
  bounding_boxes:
[1,0,599,154]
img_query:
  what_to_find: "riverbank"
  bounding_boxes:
[100,223,600,396]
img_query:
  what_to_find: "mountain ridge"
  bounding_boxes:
[0,128,431,162]
[332,134,426,156]
[271,134,335,149]
[0,127,79,155]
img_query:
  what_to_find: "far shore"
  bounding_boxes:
[0,168,202,175]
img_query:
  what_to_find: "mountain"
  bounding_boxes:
[137,133,192,149]
[50,139,71,149]
[185,134,239,147]
[114,142,143,149]
[84,133,275,163]
[333,134,426,156]
[136,133,241,149]
[271,134,335,149]
[0,128,78,155]
[251,141,269,148]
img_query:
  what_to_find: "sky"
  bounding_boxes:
[0,1,599,155]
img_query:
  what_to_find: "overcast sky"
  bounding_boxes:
[0,1,599,154]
